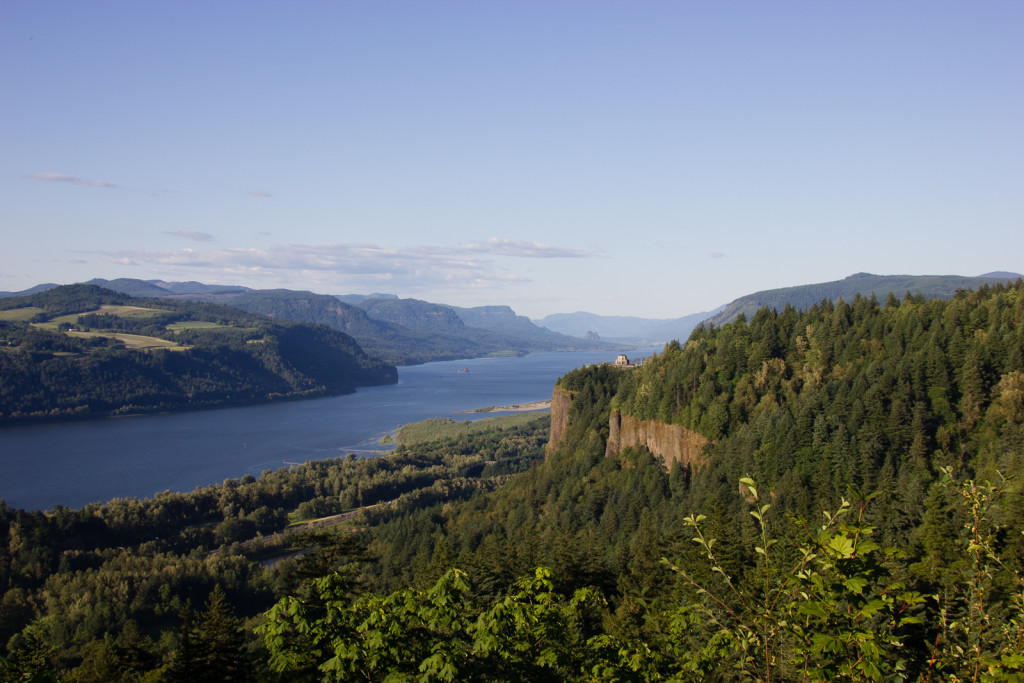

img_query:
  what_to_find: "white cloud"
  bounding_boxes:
[24,172,116,188]
[91,239,590,293]
[164,230,215,242]
[457,238,587,259]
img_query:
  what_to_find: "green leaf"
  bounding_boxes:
[828,535,855,558]
[843,577,869,595]
[799,602,829,620]
[860,598,886,617]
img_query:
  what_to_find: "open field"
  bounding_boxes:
[166,321,230,331]
[48,304,167,326]
[94,304,167,318]
[394,411,548,446]
[68,330,187,350]
[0,307,45,321]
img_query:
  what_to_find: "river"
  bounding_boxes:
[0,350,654,511]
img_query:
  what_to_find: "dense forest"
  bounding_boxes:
[3,281,1024,681]
[0,285,396,424]
[0,416,551,681]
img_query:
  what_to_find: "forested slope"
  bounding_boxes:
[5,282,1024,681]
[209,290,607,365]
[0,285,396,424]
[261,281,1024,680]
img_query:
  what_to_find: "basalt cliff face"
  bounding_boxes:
[545,385,575,457]
[605,410,709,469]
[546,383,709,468]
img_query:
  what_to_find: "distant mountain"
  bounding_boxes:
[83,278,173,298]
[447,304,579,346]
[349,296,609,362]
[13,279,609,365]
[335,293,399,306]
[181,288,607,365]
[220,289,458,365]
[706,272,1024,326]
[0,283,61,299]
[56,278,253,299]
[979,271,1024,279]
[149,280,251,296]
[357,297,466,333]
[537,308,722,344]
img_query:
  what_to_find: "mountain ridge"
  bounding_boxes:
[705,271,1023,327]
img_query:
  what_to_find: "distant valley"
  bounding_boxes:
[2,270,1020,370]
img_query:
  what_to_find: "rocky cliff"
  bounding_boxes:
[605,409,709,469]
[546,385,574,456]
[546,383,709,469]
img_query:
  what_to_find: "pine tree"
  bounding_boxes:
[167,586,252,683]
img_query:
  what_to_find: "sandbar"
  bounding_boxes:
[457,400,551,414]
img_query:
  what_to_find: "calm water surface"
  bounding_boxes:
[0,350,651,510]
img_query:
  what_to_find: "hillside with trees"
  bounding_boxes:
[3,280,610,365]
[0,285,396,424]
[3,281,1024,680]
[706,271,1022,326]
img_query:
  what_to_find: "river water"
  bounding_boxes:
[0,350,653,510]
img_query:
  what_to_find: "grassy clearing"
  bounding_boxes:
[395,411,548,446]
[46,305,167,326]
[68,330,187,350]
[95,304,167,318]
[0,307,45,322]
[166,321,230,331]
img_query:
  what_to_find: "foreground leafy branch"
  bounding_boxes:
[664,477,925,682]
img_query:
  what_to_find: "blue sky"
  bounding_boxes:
[2,2,1021,320]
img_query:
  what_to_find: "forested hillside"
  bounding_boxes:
[707,271,1022,326]
[2,280,609,365]
[257,281,1024,680]
[0,416,551,681]
[4,282,1024,681]
[0,285,396,424]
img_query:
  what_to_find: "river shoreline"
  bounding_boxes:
[456,400,551,414]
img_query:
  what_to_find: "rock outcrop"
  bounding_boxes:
[605,409,709,470]
[545,385,574,457]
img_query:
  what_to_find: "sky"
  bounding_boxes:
[2,2,1021,320]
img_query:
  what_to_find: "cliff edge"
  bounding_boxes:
[605,409,709,469]
[546,385,574,457]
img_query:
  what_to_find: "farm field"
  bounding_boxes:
[0,307,45,322]
[166,321,231,331]
[52,304,168,325]
[67,330,187,350]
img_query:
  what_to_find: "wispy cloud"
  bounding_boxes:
[248,190,273,198]
[457,238,587,258]
[164,230,215,242]
[24,172,116,188]
[91,239,590,293]
[709,251,726,259]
